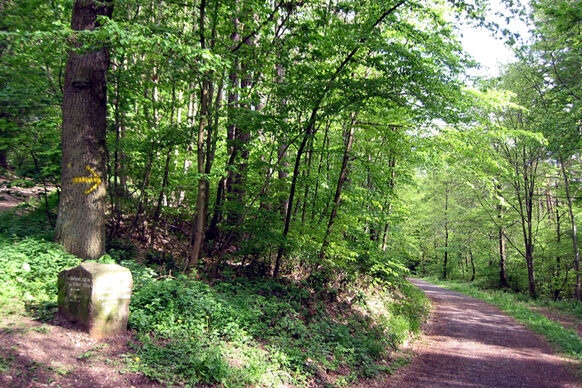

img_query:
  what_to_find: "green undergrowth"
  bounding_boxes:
[0,209,81,319]
[534,298,582,321]
[0,208,429,387]
[423,277,582,361]
[122,266,429,387]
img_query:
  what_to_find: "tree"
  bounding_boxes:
[55,0,114,260]
[529,0,582,300]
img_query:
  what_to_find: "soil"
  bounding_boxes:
[0,175,54,211]
[369,279,582,388]
[0,314,161,388]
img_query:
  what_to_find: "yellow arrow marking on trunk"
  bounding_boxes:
[72,166,102,195]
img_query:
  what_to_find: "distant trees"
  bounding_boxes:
[408,0,581,301]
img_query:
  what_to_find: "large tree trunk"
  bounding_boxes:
[55,0,113,260]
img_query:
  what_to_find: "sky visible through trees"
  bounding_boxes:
[0,0,580,303]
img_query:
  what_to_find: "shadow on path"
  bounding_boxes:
[367,278,581,388]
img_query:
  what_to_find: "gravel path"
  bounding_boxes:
[380,278,581,388]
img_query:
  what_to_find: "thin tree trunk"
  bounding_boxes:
[223,25,242,232]
[497,184,508,287]
[149,148,172,250]
[319,113,356,261]
[300,138,313,224]
[469,248,475,282]
[31,150,54,226]
[203,76,223,226]
[311,121,330,223]
[187,79,210,271]
[110,69,122,239]
[0,143,8,169]
[499,223,507,287]
[128,151,154,235]
[186,0,210,271]
[273,2,406,276]
[381,153,396,252]
[110,54,129,239]
[560,157,581,301]
[443,183,449,280]
[554,199,562,300]
[56,0,113,260]
[273,121,314,277]
[279,141,289,216]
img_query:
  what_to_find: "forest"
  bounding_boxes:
[0,0,580,386]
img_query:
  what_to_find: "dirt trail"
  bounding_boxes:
[377,278,581,388]
[0,175,54,211]
[0,314,160,388]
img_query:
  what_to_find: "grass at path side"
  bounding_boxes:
[420,277,582,362]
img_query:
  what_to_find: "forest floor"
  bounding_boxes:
[2,279,581,388]
[2,186,582,387]
[0,314,160,388]
[0,175,55,211]
[0,182,161,388]
[372,278,582,388]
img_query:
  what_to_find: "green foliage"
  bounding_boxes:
[0,206,428,386]
[0,204,79,318]
[0,235,80,316]
[536,299,582,320]
[126,272,428,386]
[0,197,57,241]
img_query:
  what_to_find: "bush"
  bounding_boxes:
[126,271,428,386]
[0,236,81,317]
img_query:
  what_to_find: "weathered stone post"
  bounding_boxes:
[57,262,133,339]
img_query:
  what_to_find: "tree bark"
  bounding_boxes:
[319,113,356,261]
[187,79,210,271]
[149,148,172,250]
[554,199,562,300]
[55,0,113,260]
[381,153,396,252]
[559,157,581,301]
[0,145,8,170]
[186,0,210,271]
[469,248,475,282]
[443,182,449,279]
[496,184,508,288]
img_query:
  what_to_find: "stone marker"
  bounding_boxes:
[57,262,133,339]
